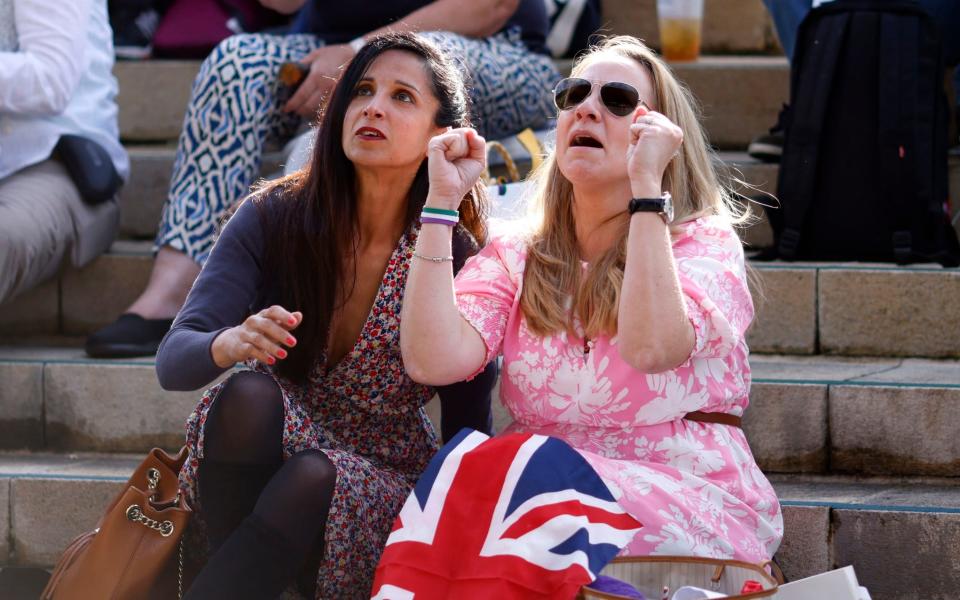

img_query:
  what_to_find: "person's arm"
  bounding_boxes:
[156,199,298,391]
[401,128,491,386]
[284,0,520,117]
[616,107,695,373]
[434,226,497,440]
[360,0,520,41]
[258,0,306,14]
[0,0,90,115]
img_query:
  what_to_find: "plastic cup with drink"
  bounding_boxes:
[656,0,704,62]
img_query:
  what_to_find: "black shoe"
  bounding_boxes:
[747,104,789,163]
[112,8,160,60]
[747,130,784,162]
[85,313,173,358]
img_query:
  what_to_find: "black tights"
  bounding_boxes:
[184,372,337,600]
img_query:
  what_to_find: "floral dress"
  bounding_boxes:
[179,226,438,599]
[453,215,784,562]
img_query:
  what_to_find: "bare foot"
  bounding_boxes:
[126,246,201,319]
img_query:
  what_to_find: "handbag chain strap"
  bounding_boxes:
[178,538,184,599]
[149,461,187,599]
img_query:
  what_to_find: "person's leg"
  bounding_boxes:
[87,32,322,357]
[186,371,336,599]
[763,0,813,62]
[919,0,960,66]
[0,161,81,305]
[421,29,560,141]
[748,0,811,161]
[187,450,336,599]
[918,0,960,146]
[197,371,285,551]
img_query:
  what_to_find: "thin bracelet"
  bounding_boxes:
[422,206,459,217]
[413,252,454,263]
[420,216,458,226]
[420,206,459,227]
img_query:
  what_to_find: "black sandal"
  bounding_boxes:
[84,313,174,358]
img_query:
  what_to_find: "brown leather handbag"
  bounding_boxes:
[41,447,192,600]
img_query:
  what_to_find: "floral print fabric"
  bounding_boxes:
[179,226,438,599]
[453,216,783,562]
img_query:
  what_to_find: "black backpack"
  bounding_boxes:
[768,0,960,266]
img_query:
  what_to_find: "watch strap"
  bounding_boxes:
[628,197,664,215]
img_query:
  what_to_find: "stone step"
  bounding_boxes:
[119,148,778,239]
[768,474,960,600]
[745,354,960,476]
[603,0,779,56]
[2,346,957,478]
[1,454,957,600]
[3,245,958,358]
[115,56,788,149]
[117,147,960,245]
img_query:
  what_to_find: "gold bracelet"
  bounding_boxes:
[413,252,454,263]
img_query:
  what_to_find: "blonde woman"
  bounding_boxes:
[401,36,783,562]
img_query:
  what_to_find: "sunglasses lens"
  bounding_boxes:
[600,83,640,116]
[554,79,592,111]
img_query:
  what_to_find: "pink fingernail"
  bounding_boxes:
[286,336,296,346]
[288,317,297,325]
[277,349,287,359]
[266,356,275,365]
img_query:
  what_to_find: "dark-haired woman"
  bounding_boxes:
[87,0,562,358]
[156,33,493,599]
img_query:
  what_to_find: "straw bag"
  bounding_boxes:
[41,447,192,600]
[579,556,784,600]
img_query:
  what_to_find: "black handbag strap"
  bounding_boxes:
[777,10,848,259]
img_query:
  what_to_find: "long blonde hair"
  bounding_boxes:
[520,36,746,338]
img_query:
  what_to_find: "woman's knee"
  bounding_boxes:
[204,371,284,460]
[283,450,337,495]
[206,33,264,69]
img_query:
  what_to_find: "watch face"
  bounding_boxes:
[663,192,674,223]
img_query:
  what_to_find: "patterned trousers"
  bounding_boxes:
[156,30,560,263]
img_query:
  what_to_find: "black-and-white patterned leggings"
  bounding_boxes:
[155,29,560,263]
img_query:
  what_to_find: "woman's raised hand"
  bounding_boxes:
[426,128,487,210]
[626,106,684,195]
[211,305,302,368]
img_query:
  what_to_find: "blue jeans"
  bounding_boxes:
[764,0,960,93]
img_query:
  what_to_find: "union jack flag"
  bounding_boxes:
[371,430,642,599]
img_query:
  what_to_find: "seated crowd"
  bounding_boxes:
[22,0,960,597]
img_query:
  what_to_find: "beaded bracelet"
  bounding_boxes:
[413,252,454,263]
[420,206,459,227]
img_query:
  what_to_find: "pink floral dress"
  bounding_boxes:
[453,215,783,562]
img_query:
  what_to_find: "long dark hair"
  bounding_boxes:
[253,32,487,384]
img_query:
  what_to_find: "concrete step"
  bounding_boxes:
[123,148,771,239]
[768,474,960,600]
[115,56,789,149]
[603,0,779,56]
[0,346,221,453]
[2,346,957,477]
[117,147,960,246]
[745,354,960,476]
[2,454,957,600]
[3,245,958,358]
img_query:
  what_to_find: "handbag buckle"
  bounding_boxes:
[146,467,161,490]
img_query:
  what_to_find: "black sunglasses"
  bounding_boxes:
[553,77,645,117]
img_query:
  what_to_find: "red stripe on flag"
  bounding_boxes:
[500,500,641,540]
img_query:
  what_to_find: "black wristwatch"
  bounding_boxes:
[628,191,674,224]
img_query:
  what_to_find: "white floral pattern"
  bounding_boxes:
[454,216,783,562]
